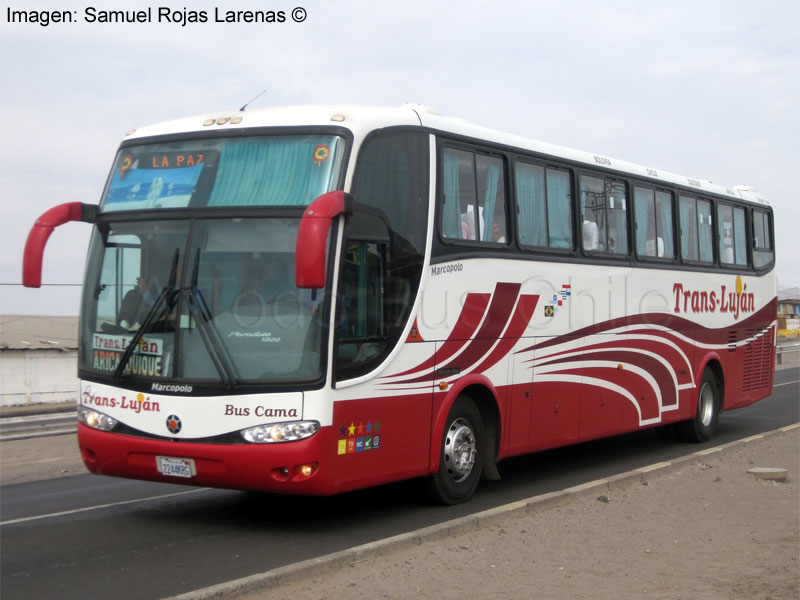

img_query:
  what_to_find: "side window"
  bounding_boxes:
[752,209,774,269]
[337,241,387,373]
[718,204,748,267]
[679,195,698,260]
[339,130,430,381]
[697,199,714,262]
[680,196,714,263]
[354,131,429,257]
[655,191,676,258]
[733,206,747,267]
[580,175,628,255]
[718,205,734,264]
[516,162,572,249]
[634,187,675,259]
[442,147,507,243]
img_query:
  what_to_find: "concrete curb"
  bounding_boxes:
[165,422,800,600]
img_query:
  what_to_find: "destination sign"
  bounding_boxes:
[138,152,211,169]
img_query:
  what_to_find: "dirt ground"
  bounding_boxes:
[232,428,799,600]
[0,434,85,485]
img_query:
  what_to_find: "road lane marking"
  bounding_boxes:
[0,488,208,526]
[773,379,799,388]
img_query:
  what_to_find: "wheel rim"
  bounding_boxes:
[698,382,715,427]
[444,418,477,483]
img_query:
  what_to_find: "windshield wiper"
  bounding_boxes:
[183,249,240,389]
[112,249,179,380]
[183,288,240,390]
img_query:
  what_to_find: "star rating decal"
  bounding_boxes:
[337,419,382,455]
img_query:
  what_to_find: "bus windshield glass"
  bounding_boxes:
[100,134,346,212]
[79,218,327,385]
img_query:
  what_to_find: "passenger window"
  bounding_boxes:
[442,148,507,243]
[697,200,714,262]
[580,175,628,255]
[752,209,774,269]
[733,207,747,266]
[718,204,748,266]
[655,191,675,258]
[680,196,713,263]
[516,162,572,249]
[634,187,675,259]
[679,196,698,260]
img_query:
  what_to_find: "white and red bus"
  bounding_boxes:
[24,105,776,504]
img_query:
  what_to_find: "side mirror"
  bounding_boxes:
[23,202,96,288]
[295,191,352,289]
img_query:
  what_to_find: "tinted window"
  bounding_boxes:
[517,162,572,249]
[354,131,430,257]
[718,204,748,266]
[339,131,430,380]
[635,187,675,259]
[680,196,714,263]
[697,200,714,262]
[752,209,774,269]
[581,175,628,255]
[442,148,507,243]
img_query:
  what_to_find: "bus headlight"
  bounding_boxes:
[241,421,320,443]
[78,407,118,432]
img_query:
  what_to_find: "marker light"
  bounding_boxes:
[230,116,243,124]
[298,463,318,478]
[216,117,229,125]
[241,421,320,443]
[203,118,216,126]
[78,407,118,432]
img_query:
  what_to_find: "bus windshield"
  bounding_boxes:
[80,217,327,385]
[100,134,346,212]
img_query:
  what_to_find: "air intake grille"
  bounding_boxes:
[742,327,774,392]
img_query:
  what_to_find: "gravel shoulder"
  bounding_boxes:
[232,427,799,600]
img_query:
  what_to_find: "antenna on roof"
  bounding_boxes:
[239,90,266,112]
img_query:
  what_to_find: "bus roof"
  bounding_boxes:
[125,104,769,206]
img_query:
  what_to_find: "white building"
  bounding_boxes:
[0,315,79,407]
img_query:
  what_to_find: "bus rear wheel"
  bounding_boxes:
[428,396,484,505]
[677,369,720,443]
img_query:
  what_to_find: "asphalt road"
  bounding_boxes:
[1,367,798,600]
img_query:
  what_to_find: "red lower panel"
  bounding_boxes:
[79,423,340,494]
[77,391,433,495]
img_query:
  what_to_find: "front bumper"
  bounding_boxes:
[77,423,338,494]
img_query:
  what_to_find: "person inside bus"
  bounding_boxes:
[461,206,506,243]
[491,221,506,243]
[119,276,157,329]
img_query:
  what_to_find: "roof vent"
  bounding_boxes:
[734,185,769,204]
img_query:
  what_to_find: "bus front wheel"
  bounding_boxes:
[677,369,721,443]
[428,396,485,505]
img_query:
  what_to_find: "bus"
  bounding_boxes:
[23,105,776,504]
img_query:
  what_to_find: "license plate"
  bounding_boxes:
[156,456,196,478]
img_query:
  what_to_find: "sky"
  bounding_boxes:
[1,0,798,315]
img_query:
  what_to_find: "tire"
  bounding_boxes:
[427,396,485,505]
[677,369,721,443]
